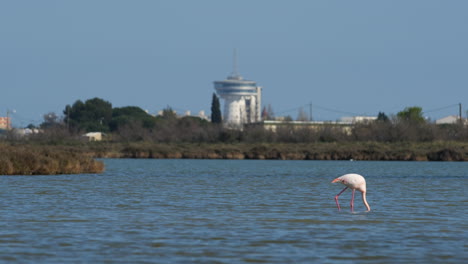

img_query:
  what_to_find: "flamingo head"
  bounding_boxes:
[331,178,343,184]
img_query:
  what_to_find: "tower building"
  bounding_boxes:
[214,54,262,128]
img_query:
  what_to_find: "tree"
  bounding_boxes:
[40,112,61,129]
[397,106,425,123]
[110,106,156,131]
[211,93,222,124]
[64,98,113,132]
[262,104,275,121]
[377,112,389,122]
[395,106,432,141]
[159,106,178,120]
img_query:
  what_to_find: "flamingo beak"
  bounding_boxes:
[331,178,341,183]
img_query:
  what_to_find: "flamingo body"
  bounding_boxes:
[332,173,371,212]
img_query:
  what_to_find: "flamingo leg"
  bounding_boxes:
[350,189,355,212]
[334,187,348,211]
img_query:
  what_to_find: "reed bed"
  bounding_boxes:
[0,144,104,175]
[91,141,468,161]
[1,140,466,175]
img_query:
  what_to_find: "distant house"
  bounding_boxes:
[183,110,210,121]
[436,115,463,125]
[0,117,11,130]
[256,120,354,134]
[340,116,377,124]
[16,128,41,136]
[83,132,105,141]
[158,109,209,121]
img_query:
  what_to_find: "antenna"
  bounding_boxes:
[229,48,242,80]
[233,48,238,75]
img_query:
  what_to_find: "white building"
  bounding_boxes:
[436,115,464,124]
[83,132,105,141]
[214,71,262,128]
[183,110,209,121]
[340,116,377,124]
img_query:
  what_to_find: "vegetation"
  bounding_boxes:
[262,104,275,121]
[0,143,104,175]
[2,98,467,175]
[52,98,468,144]
[64,98,113,132]
[84,141,468,161]
[397,106,425,123]
[211,93,222,124]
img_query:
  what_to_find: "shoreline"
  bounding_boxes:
[1,141,466,175]
[89,142,468,162]
[0,144,104,175]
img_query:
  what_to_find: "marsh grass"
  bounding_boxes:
[0,144,104,175]
[90,141,468,161]
[1,140,466,175]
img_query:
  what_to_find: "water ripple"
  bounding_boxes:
[1,159,467,263]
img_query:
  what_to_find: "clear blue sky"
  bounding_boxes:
[1,0,467,126]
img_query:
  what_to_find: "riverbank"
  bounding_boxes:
[1,141,466,175]
[0,144,104,175]
[89,141,468,161]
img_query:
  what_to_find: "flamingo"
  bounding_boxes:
[332,173,371,212]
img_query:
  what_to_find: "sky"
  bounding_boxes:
[1,0,467,127]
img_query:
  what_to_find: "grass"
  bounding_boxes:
[88,141,468,161]
[0,143,104,175]
[1,140,466,175]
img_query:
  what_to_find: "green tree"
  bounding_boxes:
[395,106,432,141]
[64,98,113,132]
[110,106,156,131]
[40,112,61,129]
[211,93,222,124]
[377,112,389,122]
[159,106,177,120]
[397,106,425,123]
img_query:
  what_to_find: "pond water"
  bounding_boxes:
[1,159,467,263]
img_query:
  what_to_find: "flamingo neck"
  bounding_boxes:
[362,192,371,212]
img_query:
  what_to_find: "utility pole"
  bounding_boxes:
[6,109,13,130]
[459,103,462,123]
[309,102,313,121]
[67,106,70,131]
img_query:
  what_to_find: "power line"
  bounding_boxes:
[276,103,362,117]
[312,104,361,116]
[170,102,462,119]
[274,102,464,120]
[276,106,303,115]
[423,104,459,114]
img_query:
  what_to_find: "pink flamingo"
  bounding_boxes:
[332,173,371,212]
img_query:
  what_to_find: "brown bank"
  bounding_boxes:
[90,141,468,162]
[2,141,467,175]
[0,144,104,175]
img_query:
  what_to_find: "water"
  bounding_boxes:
[1,159,467,263]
